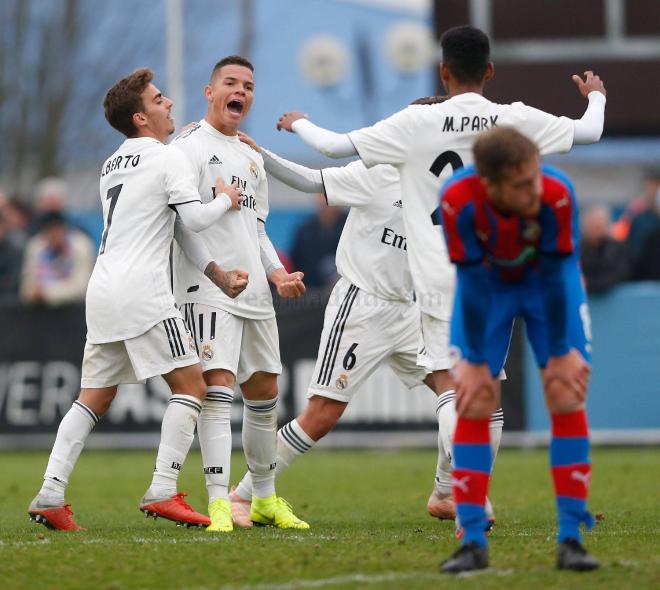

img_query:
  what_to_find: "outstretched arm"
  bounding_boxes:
[277,112,357,159]
[262,149,325,193]
[571,71,607,144]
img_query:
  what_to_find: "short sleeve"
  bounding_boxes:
[162,145,202,206]
[348,106,416,168]
[321,161,386,208]
[513,103,574,155]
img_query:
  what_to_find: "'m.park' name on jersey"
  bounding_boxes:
[441,114,498,133]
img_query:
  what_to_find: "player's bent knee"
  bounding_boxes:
[544,378,583,414]
[164,364,207,400]
[204,368,236,389]
[241,371,279,401]
[458,387,497,419]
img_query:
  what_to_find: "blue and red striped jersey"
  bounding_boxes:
[439,164,579,282]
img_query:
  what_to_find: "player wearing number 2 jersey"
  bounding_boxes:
[28,69,246,531]
[275,25,605,525]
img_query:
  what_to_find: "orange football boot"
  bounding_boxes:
[28,497,85,531]
[140,492,210,528]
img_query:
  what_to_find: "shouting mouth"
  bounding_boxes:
[227,99,244,116]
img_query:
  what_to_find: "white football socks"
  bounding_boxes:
[39,400,99,504]
[235,418,315,501]
[434,390,456,495]
[242,396,278,499]
[198,386,234,503]
[147,394,202,500]
[433,389,504,493]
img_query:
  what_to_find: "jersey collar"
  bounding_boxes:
[199,119,240,143]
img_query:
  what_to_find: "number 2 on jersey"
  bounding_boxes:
[430,151,464,226]
[99,184,123,254]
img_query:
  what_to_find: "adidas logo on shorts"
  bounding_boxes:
[392,199,403,208]
[209,155,222,165]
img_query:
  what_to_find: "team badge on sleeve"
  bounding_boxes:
[336,373,349,390]
[202,343,215,361]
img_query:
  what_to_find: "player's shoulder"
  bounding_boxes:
[173,122,203,144]
[440,165,479,198]
[440,165,482,215]
[541,165,576,198]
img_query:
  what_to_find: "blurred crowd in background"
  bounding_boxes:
[1,168,659,308]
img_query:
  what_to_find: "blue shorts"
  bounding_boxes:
[450,259,592,377]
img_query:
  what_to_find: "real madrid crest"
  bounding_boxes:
[249,160,259,180]
[335,373,349,390]
[202,343,214,361]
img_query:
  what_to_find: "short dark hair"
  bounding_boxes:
[409,95,448,106]
[210,55,254,81]
[473,127,539,182]
[440,25,490,84]
[103,68,154,138]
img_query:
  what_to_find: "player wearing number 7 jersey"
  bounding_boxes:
[28,68,247,531]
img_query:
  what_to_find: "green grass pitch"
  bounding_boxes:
[1,447,658,589]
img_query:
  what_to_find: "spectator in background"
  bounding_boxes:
[20,211,95,307]
[0,211,23,303]
[0,189,32,249]
[290,193,347,289]
[616,168,660,246]
[626,170,660,280]
[580,205,630,294]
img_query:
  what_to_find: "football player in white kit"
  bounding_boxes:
[171,56,308,532]
[28,68,248,530]
[230,103,503,529]
[274,25,606,529]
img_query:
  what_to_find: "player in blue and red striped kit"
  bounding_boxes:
[438,127,598,573]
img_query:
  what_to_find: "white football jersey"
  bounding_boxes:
[349,93,575,320]
[87,137,202,343]
[172,119,274,319]
[321,161,412,302]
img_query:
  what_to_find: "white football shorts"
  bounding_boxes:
[307,278,429,403]
[417,312,453,372]
[81,316,198,388]
[180,303,282,384]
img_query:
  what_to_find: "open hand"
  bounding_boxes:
[273,270,306,298]
[572,71,606,98]
[238,131,261,152]
[454,361,497,415]
[543,349,591,401]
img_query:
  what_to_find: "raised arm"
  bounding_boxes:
[570,71,607,144]
[277,112,357,159]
